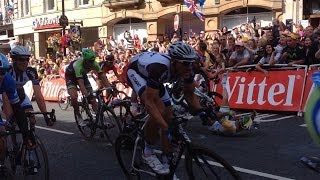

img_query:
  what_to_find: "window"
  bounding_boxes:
[76,0,90,7]
[22,0,30,17]
[45,0,55,11]
[215,0,220,5]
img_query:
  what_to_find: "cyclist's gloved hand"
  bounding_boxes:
[44,114,54,126]
[196,108,217,126]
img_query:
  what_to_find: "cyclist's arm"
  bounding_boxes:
[77,78,89,97]
[26,67,47,113]
[94,62,111,88]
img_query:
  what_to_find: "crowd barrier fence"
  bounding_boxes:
[32,64,319,116]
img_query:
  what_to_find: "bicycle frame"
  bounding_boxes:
[130,116,193,177]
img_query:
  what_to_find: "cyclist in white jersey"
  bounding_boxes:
[126,41,235,175]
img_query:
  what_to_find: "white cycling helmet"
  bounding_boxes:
[168,41,198,63]
[10,45,31,58]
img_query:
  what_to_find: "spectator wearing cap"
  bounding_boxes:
[232,27,241,38]
[229,41,252,68]
[281,33,305,66]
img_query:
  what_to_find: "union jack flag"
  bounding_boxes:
[184,0,205,21]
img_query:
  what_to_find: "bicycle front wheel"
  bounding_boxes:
[74,105,96,140]
[57,88,70,111]
[185,143,241,180]
[115,134,141,180]
[20,136,49,180]
[100,106,121,145]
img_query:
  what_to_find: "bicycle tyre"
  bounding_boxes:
[115,134,141,180]
[74,103,96,140]
[57,88,70,111]
[185,143,241,180]
[100,106,122,145]
[21,136,49,180]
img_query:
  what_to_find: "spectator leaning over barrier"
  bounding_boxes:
[229,41,252,68]
[225,36,236,60]
[208,44,226,79]
[274,34,287,64]
[304,37,319,66]
[281,33,305,66]
[254,44,277,77]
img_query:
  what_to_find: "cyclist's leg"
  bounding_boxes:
[159,85,173,154]
[83,77,97,113]
[127,69,169,174]
[67,80,80,115]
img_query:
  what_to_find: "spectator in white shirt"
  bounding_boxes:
[229,41,252,68]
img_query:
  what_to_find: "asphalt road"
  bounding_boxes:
[22,102,320,180]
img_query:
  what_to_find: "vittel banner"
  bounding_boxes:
[214,70,306,112]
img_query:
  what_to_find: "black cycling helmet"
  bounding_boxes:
[104,54,114,63]
[168,41,198,62]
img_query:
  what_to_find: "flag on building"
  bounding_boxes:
[199,0,206,9]
[184,0,205,21]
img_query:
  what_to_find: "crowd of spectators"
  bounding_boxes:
[10,19,320,82]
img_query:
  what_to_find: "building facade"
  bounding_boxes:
[99,0,285,42]
[0,0,15,54]
[12,0,317,58]
[13,0,104,58]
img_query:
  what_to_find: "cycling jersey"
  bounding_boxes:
[9,67,39,88]
[99,61,117,73]
[127,52,173,106]
[65,58,102,81]
[0,73,20,123]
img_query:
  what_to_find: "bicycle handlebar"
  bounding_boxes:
[26,109,56,122]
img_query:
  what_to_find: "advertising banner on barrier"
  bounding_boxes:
[301,69,319,111]
[213,70,306,111]
[41,78,66,101]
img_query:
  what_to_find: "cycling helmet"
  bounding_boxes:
[0,53,10,70]
[168,41,198,62]
[104,54,114,63]
[10,45,31,58]
[82,48,96,62]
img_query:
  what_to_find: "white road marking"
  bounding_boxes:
[153,150,294,179]
[255,116,295,122]
[256,114,278,118]
[35,126,74,135]
[300,124,307,127]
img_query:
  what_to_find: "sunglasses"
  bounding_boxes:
[17,58,29,62]
[177,61,193,66]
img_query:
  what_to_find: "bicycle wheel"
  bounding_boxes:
[74,103,96,140]
[115,134,141,180]
[100,106,122,145]
[20,136,49,180]
[185,143,241,180]
[57,88,70,111]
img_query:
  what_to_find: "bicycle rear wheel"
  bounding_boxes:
[115,134,141,180]
[185,143,241,180]
[20,136,49,180]
[57,88,70,111]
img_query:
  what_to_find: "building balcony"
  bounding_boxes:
[103,0,144,11]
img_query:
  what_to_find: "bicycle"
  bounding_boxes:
[0,109,56,180]
[74,87,125,144]
[114,104,241,180]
